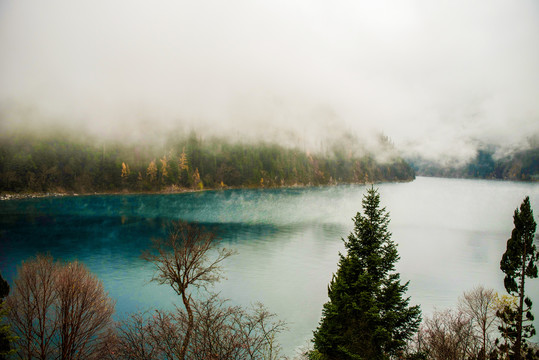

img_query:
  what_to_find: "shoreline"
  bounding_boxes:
[5,174,538,201]
[0,178,415,201]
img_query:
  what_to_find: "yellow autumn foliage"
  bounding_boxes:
[178,148,189,171]
[160,156,168,179]
[492,292,518,312]
[121,162,130,178]
[147,160,157,183]
[192,168,202,190]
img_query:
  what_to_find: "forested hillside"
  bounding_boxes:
[409,147,539,182]
[0,132,414,194]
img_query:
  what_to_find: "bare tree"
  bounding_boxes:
[7,254,58,360]
[458,286,498,360]
[417,309,478,360]
[118,221,286,359]
[235,302,287,360]
[6,255,115,360]
[55,261,115,360]
[142,220,235,360]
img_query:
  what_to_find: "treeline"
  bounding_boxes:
[410,147,539,181]
[0,132,415,194]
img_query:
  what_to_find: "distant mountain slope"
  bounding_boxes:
[409,147,539,181]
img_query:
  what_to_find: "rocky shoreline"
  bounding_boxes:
[0,193,71,201]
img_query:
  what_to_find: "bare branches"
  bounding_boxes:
[238,302,287,360]
[141,220,235,360]
[112,310,170,360]
[142,221,235,295]
[6,255,115,360]
[189,296,286,360]
[55,261,115,360]
[458,286,498,360]
[113,296,287,360]
[6,222,285,360]
[405,287,505,360]
[7,254,58,360]
[416,309,477,360]
[135,220,285,359]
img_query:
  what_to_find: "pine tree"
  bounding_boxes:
[312,187,421,360]
[499,196,538,360]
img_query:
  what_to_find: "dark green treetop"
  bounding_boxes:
[498,196,538,360]
[312,187,421,360]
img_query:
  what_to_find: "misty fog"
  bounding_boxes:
[1,0,538,162]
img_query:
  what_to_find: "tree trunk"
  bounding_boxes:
[179,292,194,360]
[482,322,487,360]
[516,240,527,360]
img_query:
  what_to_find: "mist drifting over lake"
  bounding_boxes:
[1,0,538,162]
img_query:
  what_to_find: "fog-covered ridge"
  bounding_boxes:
[1,0,538,164]
[0,131,414,194]
[409,145,539,181]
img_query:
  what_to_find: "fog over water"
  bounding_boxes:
[1,0,538,161]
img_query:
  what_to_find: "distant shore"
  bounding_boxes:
[0,187,202,201]
[0,179,412,201]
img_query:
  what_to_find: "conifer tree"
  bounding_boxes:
[312,187,421,360]
[499,196,538,360]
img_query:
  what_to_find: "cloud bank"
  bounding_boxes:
[0,0,538,160]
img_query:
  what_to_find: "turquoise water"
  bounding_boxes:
[1,177,538,356]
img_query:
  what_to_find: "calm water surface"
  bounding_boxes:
[1,177,538,356]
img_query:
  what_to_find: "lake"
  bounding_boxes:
[1,176,538,356]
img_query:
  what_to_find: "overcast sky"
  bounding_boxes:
[0,0,538,161]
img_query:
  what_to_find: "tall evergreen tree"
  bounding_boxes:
[312,187,421,360]
[499,196,538,360]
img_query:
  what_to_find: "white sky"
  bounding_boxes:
[0,0,538,160]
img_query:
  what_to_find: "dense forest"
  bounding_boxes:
[0,131,415,194]
[409,147,539,181]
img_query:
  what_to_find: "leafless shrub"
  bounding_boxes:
[188,295,243,360]
[458,286,498,360]
[7,255,59,359]
[114,295,286,360]
[6,255,115,360]
[404,287,504,360]
[55,261,115,359]
[417,308,478,360]
[189,295,287,360]
[148,310,184,360]
[111,310,166,360]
